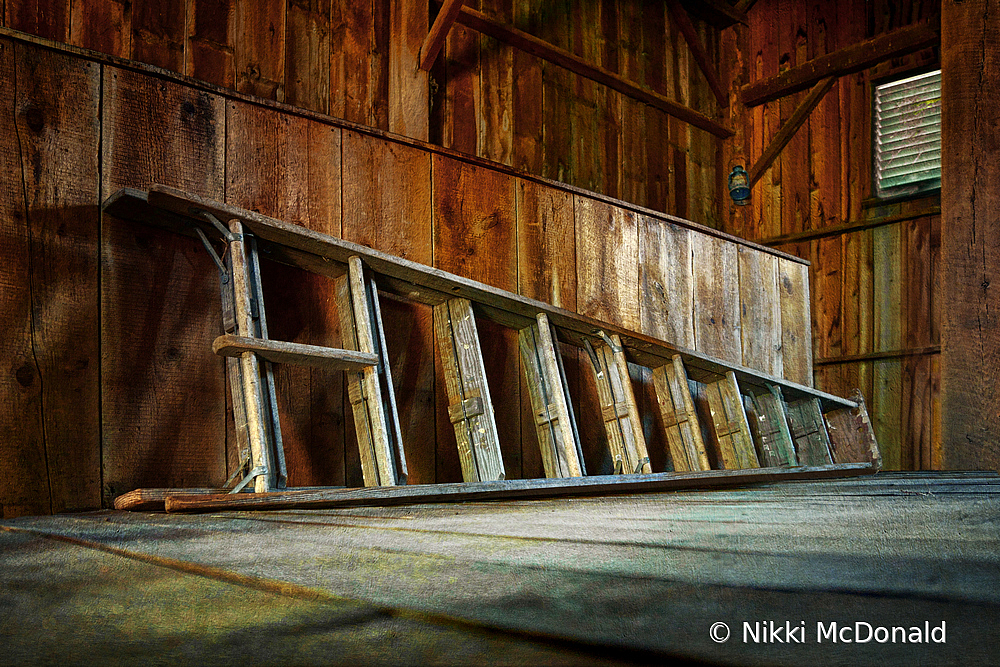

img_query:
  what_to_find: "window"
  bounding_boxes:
[873,69,941,199]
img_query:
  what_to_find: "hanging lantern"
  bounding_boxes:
[728,165,750,206]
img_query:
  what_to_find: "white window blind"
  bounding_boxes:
[874,69,941,197]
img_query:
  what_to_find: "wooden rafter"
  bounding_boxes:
[666,0,728,108]
[733,0,761,15]
[680,0,748,29]
[453,5,733,138]
[419,0,466,71]
[741,23,939,107]
[747,77,836,188]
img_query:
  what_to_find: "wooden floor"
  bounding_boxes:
[2,472,998,666]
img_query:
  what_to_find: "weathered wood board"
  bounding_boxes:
[778,256,813,387]
[225,100,346,487]
[434,298,505,483]
[787,398,835,466]
[576,196,640,331]
[100,65,228,504]
[749,385,798,467]
[519,314,583,479]
[693,233,741,366]
[639,218,696,350]
[738,246,782,377]
[342,130,435,484]
[0,41,101,517]
[651,355,710,472]
[586,334,651,475]
[703,371,759,470]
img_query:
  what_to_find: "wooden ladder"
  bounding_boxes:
[107,185,884,507]
[196,214,406,493]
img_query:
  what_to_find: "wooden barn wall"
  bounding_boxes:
[1,0,722,227]
[720,0,941,471]
[0,31,808,517]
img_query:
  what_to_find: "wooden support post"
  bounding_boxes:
[336,256,405,487]
[749,385,798,467]
[434,298,505,482]
[785,398,834,466]
[704,371,759,470]
[741,23,939,107]
[747,77,837,189]
[518,314,584,478]
[665,0,728,108]
[651,355,710,472]
[824,389,881,467]
[941,0,1000,471]
[419,0,465,71]
[586,333,651,475]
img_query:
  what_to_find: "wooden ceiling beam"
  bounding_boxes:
[453,5,733,138]
[666,0,728,108]
[419,0,466,71]
[741,23,939,107]
[747,77,836,188]
[679,0,748,29]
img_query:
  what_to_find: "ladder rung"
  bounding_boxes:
[435,297,505,483]
[704,371,759,470]
[518,313,584,478]
[587,333,651,475]
[212,334,378,371]
[749,385,798,467]
[652,354,711,472]
[824,389,882,467]
[786,397,835,466]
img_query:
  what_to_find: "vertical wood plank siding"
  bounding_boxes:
[0,2,835,517]
[725,0,942,470]
[3,0,719,223]
[100,65,228,505]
